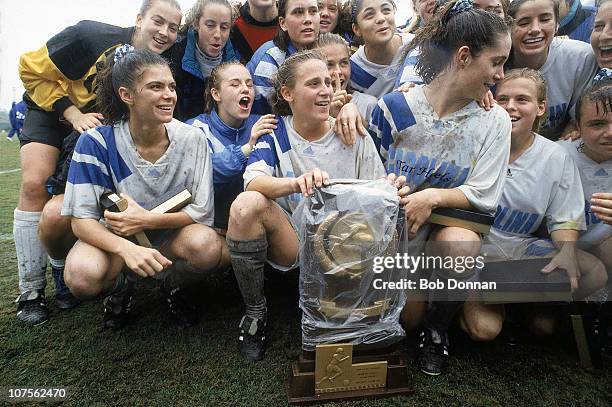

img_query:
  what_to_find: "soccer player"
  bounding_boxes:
[370,0,512,375]
[62,47,224,329]
[461,69,606,342]
[247,0,321,114]
[506,0,598,140]
[348,0,408,98]
[16,0,182,325]
[316,33,378,123]
[187,61,277,230]
[169,0,241,121]
[227,50,392,362]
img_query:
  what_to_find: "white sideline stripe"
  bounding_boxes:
[0,168,21,175]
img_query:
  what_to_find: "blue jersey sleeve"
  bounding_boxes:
[209,142,248,185]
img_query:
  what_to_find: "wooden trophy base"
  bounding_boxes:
[287,344,413,404]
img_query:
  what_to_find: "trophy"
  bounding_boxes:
[287,179,413,403]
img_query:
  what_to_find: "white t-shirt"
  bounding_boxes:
[244,116,386,213]
[62,119,214,226]
[483,135,585,260]
[558,138,612,247]
[370,86,511,214]
[537,37,598,139]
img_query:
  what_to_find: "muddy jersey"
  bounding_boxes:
[244,116,386,213]
[62,119,214,226]
[370,86,511,214]
[537,37,598,139]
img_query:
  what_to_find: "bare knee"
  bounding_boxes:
[464,314,502,342]
[64,255,108,299]
[39,197,72,242]
[228,191,270,227]
[528,316,557,337]
[430,227,481,258]
[180,227,225,271]
[589,261,608,291]
[19,176,51,210]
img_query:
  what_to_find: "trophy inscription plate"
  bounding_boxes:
[314,344,387,394]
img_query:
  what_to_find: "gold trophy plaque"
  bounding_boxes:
[314,344,387,394]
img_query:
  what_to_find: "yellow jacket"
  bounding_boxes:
[19,20,134,113]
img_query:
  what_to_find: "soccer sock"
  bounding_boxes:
[423,268,478,333]
[227,234,268,321]
[49,257,70,296]
[162,260,205,291]
[14,209,48,294]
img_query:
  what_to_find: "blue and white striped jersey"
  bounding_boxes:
[62,119,214,226]
[395,45,423,88]
[370,87,511,214]
[244,116,386,213]
[349,35,409,99]
[247,41,298,114]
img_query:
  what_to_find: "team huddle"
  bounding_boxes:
[11,0,612,376]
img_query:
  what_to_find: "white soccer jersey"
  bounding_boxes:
[483,135,585,260]
[370,86,511,214]
[351,91,378,124]
[244,116,386,213]
[558,138,612,247]
[349,35,409,99]
[537,37,598,139]
[62,119,215,226]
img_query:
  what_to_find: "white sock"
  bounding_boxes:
[14,209,48,293]
[49,257,65,269]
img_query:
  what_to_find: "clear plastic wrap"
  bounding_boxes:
[293,179,406,351]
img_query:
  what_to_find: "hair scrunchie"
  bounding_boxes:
[444,0,473,22]
[593,68,612,83]
[114,44,135,64]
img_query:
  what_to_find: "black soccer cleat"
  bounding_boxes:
[55,292,81,310]
[162,285,199,328]
[103,279,134,330]
[238,315,267,362]
[15,289,49,326]
[418,327,449,376]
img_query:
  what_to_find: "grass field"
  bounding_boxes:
[0,134,610,406]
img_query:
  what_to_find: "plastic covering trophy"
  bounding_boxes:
[287,179,412,403]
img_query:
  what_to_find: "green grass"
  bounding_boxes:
[0,137,610,406]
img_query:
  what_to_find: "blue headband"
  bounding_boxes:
[114,44,135,64]
[593,68,612,83]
